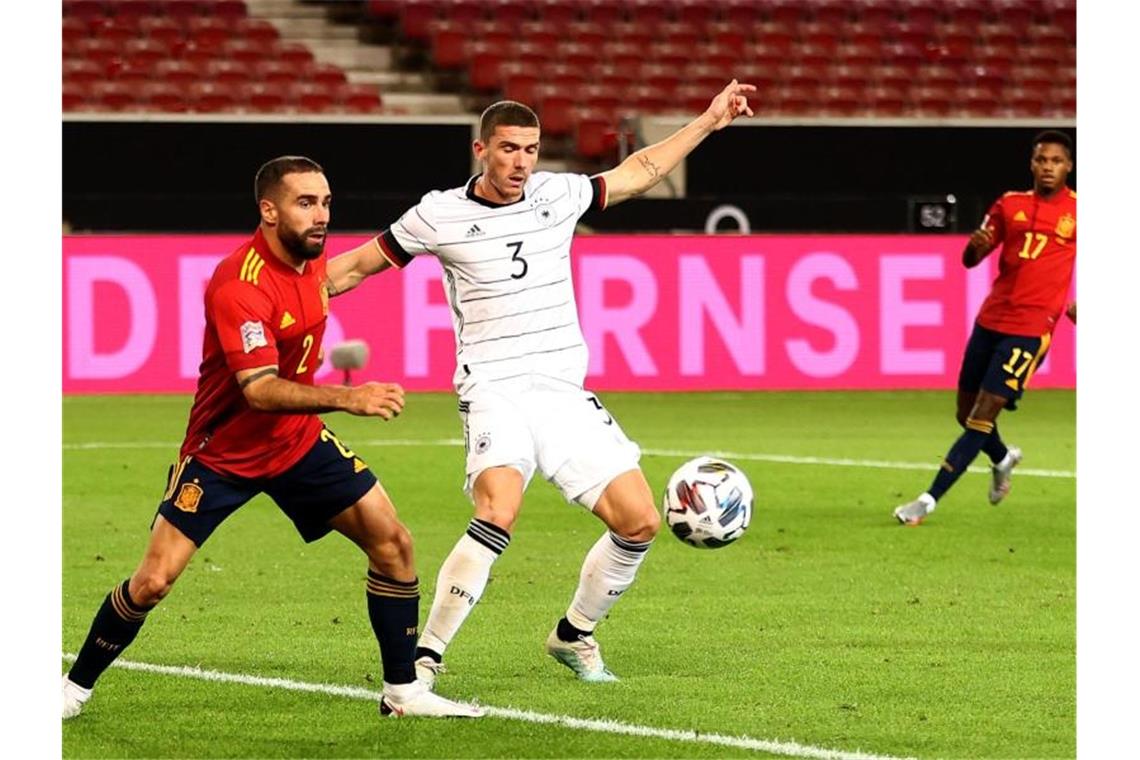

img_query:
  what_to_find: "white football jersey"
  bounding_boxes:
[377,171,606,390]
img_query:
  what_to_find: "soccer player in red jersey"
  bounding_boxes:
[894,131,1077,525]
[63,156,482,718]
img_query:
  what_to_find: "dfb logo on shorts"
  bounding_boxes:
[474,433,492,454]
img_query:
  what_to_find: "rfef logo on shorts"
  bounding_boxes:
[174,483,203,513]
[240,321,268,353]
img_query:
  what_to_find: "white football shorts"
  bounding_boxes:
[458,375,642,510]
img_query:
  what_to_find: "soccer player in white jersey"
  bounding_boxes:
[327,80,755,685]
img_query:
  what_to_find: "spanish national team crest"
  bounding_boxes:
[174,482,203,513]
[535,202,557,228]
[1055,213,1075,240]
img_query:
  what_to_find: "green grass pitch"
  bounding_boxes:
[62,390,1074,759]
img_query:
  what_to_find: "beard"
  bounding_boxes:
[279,224,326,260]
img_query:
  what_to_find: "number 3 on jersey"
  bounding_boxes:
[507,241,527,279]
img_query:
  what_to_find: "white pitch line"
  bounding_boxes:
[61,653,912,760]
[62,439,1075,479]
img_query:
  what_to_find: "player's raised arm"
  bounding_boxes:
[325,236,395,298]
[597,79,755,207]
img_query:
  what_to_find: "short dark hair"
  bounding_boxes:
[1032,130,1073,158]
[254,155,324,204]
[479,100,540,144]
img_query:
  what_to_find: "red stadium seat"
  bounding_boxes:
[137,16,185,47]
[626,83,672,114]
[366,1,401,21]
[820,84,862,115]
[771,83,817,115]
[918,64,958,87]
[515,20,560,49]
[234,18,280,45]
[645,41,689,69]
[554,41,596,70]
[945,0,991,26]
[873,63,912,90]
[399,0,444,42]
[207,0,249,19]
[639,62,682,93]
[628,0,674,27]
[910,84,953,115]
[703,21,749,57]
[122,38,170,66]
[63,81,91,111]
[537,0,580,25]
[866,83,907,115]
[783,62,828,90]
[74,37,120,66]
[885,20,933,47]
[722,0,763,26]
[957,85,1001,116]
[578,82,624,114]
[488,0,535,28]
[430,21,469,70]
[466,42,506,91]
[813,0,857,26]
[799,21,842,53]
[221,39,264,64]
[900,3,941,27]
[831,62,873,88]
[240,82,289,112]
[844,20,886,46]
[64,58,105,85]
[186,16,231,46]
[63,16,92,46]
[289,82,338,113]
[446,1,486,26]
[501,63,543,105]
[277,42,316,65]
[585,0,629,25]
[834,40,884,66]
[248,60,292,86]
[205,59,251,83]
[766,0,809,25]
[677,0,721,26]
[755,26,796,56]
[188,81,240,112]
[851,0,903,26]
[337,84,384,113]
[533,84,576,136]
[137,81,188,112]
[310,64,348,87]
[592,63,636,90]
[602,41,645,71]
[673,82,715,114]
[91,80,138,111]
[63,0,107,21]
[111,57,155,85]
[991,0,1043,27]
[155,58,208,85]
[881,40,925,68]
[657,21,702,49]
[796,43,836,68]
[566,20,609,49]
[685,62,735,91]
[575,107,620,160]
[1007,86,1046,116]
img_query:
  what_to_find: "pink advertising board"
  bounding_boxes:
[62,234,1075,393]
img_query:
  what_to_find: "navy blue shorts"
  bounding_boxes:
[957,323,1051,411]
[156,427,378,547]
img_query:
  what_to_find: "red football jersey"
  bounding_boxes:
[180,228,328,478]
[975,187,1077,336]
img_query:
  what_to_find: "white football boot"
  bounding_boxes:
[544,627,618,683]
[62,675,92,720]
[379,679,483,718]
[893,493,936,526]
[989,447,1023,504]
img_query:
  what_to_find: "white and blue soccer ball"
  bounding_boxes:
[662,456,753,549]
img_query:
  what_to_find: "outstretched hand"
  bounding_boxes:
[706,79,756,130]
[346,381,405,420]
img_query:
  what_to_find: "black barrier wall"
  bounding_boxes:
[63,119,1074,233]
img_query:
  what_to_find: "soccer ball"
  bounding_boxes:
[662,456,753,549]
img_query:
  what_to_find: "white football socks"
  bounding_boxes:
[565,532,653,633]
[418,520,509,656]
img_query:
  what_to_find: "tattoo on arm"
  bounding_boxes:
[239,367,278,389]
[637,155,661,179]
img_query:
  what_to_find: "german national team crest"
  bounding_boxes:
[474,432,492,454]
[1055,213,1075,240]
[174,482,203,513]
[535,202,557,228]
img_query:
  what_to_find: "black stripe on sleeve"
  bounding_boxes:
[590,175,608,211]
[377,229,414,268]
